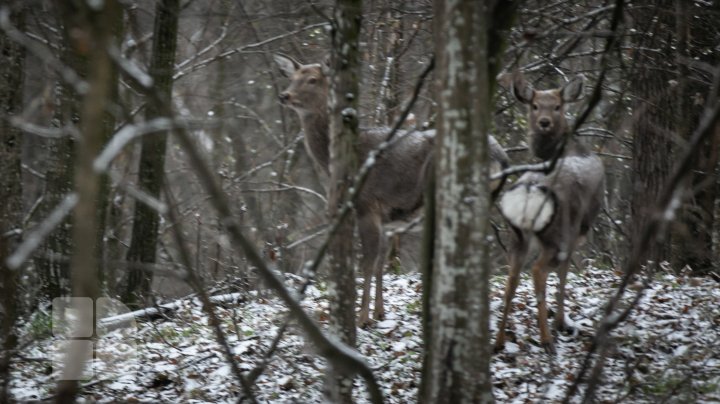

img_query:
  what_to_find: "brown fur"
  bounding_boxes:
[275,54,508,326]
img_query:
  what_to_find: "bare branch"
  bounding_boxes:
[0,8,88,94]
[173,22,329,80]
[5,194,77,270]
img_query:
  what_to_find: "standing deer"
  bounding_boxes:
[495,72,605,354]
[274,54,509,327]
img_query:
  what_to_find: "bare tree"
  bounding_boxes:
[422,1,515,402]
[54,0,121,401]
[671,0,720,278]
[325,0,362,401]
[0,4,26,402]
[34,3,80,300]
[122,0,179,306]
[628,0,676,268]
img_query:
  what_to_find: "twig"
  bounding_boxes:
[5,193,78,270]
[0,9,88,94]
[173,22,329,80]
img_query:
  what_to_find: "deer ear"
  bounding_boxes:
[274,54,300,78]
[561,75,584,102]
[511,72,534,104]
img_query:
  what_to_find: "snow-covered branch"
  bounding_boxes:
[5,194,78,270]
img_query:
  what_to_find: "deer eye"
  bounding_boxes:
[532,104,539,111]
[308,77,317,85]
[555,105,561,111]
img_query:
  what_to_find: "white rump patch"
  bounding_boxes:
[499,184,555,231]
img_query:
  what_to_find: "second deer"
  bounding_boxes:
[495,72,605,354]
[275,54,509,327]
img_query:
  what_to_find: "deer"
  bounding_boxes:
[274,54,509,327]
[494,72,605,354]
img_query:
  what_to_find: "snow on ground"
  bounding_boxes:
[9,267,720,403]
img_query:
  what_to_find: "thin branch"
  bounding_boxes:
[5,194,78,270]
[0,8,88,94]
[8,117,79,139]
[173,22,329,80]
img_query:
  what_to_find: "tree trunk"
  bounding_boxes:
[96,9,123,293]
[0,5,26,402]
[324,0,362,401]
[122,0,180,306]
[671,0,720,277]
[629,1,675,269]
[422,1,514,402]
[35,4,89,300]
[54,1,121,402]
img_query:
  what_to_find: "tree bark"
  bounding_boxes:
[671,0,720,277]
[324,0,362,402]
[35,3,89,300]
[122,0,179,306]
[628,1,675,269]
[422,1,514,402]
[0,5,26,402]
[54,1,121,402]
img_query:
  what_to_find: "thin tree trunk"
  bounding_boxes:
[123,0,179,306]
[0,5,26,402]
[35,4,88,300]
[54,1,120,402]
[96,9,123,292]
[324,0,362,401]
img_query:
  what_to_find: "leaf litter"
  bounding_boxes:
[9,267,720,403]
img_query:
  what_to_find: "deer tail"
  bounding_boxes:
[499,183,555,232]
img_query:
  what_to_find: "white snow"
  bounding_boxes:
[8,268,720,403]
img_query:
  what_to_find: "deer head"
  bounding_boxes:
[511,73,584,160]
[274,54,329,117]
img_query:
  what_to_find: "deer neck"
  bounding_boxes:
[300,110,331,172]
[530,132,591,161]
[530,131,566,161]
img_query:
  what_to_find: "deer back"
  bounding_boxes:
[276,54,508,221]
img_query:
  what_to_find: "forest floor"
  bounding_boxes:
[9,265,720,403]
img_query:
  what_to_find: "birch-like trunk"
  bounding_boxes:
[325,0,362,402]
[422,1,515,402]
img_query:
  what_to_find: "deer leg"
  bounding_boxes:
[532,249,555,354]
[554,258,573,334]
[495,234,527,353]
[373,228,389,321]
[358,212,382,328]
